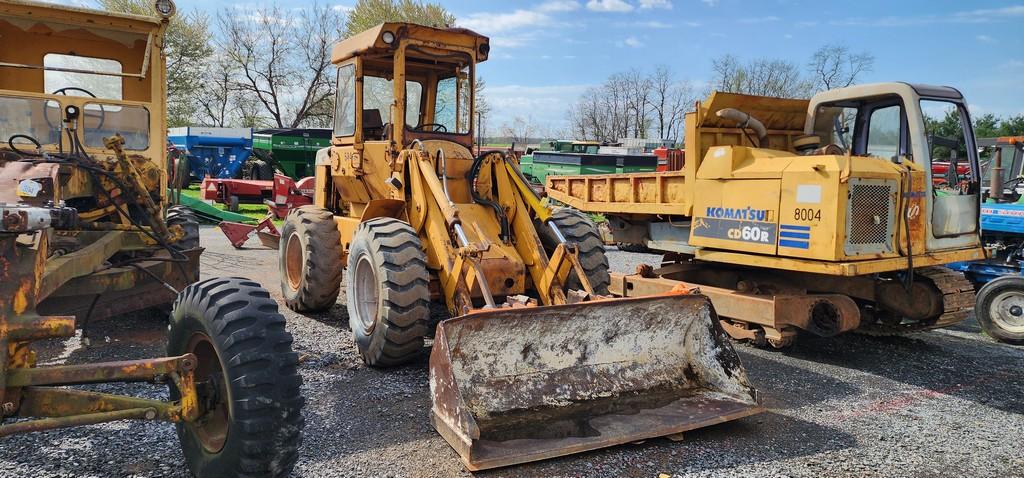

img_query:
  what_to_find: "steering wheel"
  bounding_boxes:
[48,87,106,131]
[413,123,448,133]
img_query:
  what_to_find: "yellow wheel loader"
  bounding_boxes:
[547,85,986,348]
[279,23,760,470]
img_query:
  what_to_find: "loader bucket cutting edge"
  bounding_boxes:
[428,293,762,470]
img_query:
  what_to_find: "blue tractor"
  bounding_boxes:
[167,127,263,187]
[950,136,1024,345]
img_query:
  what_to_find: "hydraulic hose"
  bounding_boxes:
[468,151,510,242]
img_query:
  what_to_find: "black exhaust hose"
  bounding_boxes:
[468,151,510,242]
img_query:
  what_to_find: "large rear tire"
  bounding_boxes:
[167,205,199,251]
[169,277,304,478]
[280,206,344,312]
[976,275,1024,345]
[346,217,430,367]
[538,208,610,294]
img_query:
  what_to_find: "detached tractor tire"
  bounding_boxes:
[167,205,200,251]
[280,206,344,312]
[538,208,611,295]
[346,217,430,367]
[227,195,240,213]
[168,277,304,478]
[245,158,274,181]
[975,275,1024,345]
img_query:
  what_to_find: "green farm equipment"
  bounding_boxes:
[252,128,332,179]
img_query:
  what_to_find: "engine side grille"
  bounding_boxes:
[845,179,896,255]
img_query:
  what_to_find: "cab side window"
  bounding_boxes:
[866,105,903,161]
[334,64,355,137]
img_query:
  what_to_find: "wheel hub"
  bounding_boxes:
[353,255,379,334]
[991,290,1024,333]
[185,332,230,454]
[285,232,303,290]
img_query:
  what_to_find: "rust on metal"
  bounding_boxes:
[5,354,197,387]
[429,293,761,470]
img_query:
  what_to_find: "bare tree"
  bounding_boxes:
[711,54,812,98]
[502,116,536,146]
[217,3,342,128]
[194,55,236,127]
[808,44,874,91]
[99,0,212,126]
[648,65,695,142]
[567,66,695,143]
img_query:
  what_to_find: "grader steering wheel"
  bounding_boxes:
[48,87,106,131]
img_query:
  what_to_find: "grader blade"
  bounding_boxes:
[429,293,761,470]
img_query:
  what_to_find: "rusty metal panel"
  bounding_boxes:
[429,293,760,470]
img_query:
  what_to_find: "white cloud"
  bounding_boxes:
[331,4,352,13]
[1000,59,1024,70]
[683,21,701,27]
[537,0,581,12]
[460,10,551,34]
[833,5,1024,27]
[586,0,634,13]
[621,36,644,48]
[490,35,532,48]
[701,0,718,6]
[783,33,793,39]
[976,34,997,43]
[639,0,672,9]
[485,84,592,129]
[642,20,673,28]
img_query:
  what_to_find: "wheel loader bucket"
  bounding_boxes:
[429,293,761,471]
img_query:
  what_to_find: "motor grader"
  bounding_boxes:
[280,22,760,470]
[547,85,985,347]
[0,2,302,476]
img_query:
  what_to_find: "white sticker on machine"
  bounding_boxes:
[796,184,822,204]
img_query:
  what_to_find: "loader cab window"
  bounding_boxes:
[334,64,355,137]
[433,66,472,135]
[361,75,423,139]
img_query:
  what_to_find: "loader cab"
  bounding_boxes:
[330,23,488,152]
[807,82,981,249]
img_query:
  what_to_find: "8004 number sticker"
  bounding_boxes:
[793,208,821,221]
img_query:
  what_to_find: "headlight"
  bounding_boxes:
[154,0,176,18]
[382,31,395,44]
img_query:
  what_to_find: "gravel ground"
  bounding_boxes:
[1,226,1022,477]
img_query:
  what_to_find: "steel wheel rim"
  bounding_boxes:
[990,290,1024,333]
[186,332,230,453]
[353,254,379,334]
[285,232,303,290]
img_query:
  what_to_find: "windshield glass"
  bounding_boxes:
[43,54,123,100]
[433,65,472,135]
[83,103,150,151]
[363,76,423,131]
[0,95,60,146]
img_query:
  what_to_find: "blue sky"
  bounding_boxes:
[98,0,1024,130]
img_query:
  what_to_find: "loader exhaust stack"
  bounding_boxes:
[429,294,761,471]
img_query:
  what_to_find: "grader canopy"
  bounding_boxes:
[275,22,761,470]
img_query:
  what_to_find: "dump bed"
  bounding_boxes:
[545,92,808,218]
[546,170,690,216]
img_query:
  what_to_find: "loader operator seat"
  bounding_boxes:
[363,109,386,140]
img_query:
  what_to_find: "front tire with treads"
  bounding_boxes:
[280,206,344,312]
[347,218,430,367]
[539,208,611,295]
[169,277,304,478]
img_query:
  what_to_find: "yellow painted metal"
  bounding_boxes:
[695,246,985,276]
[546,88,985,277]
